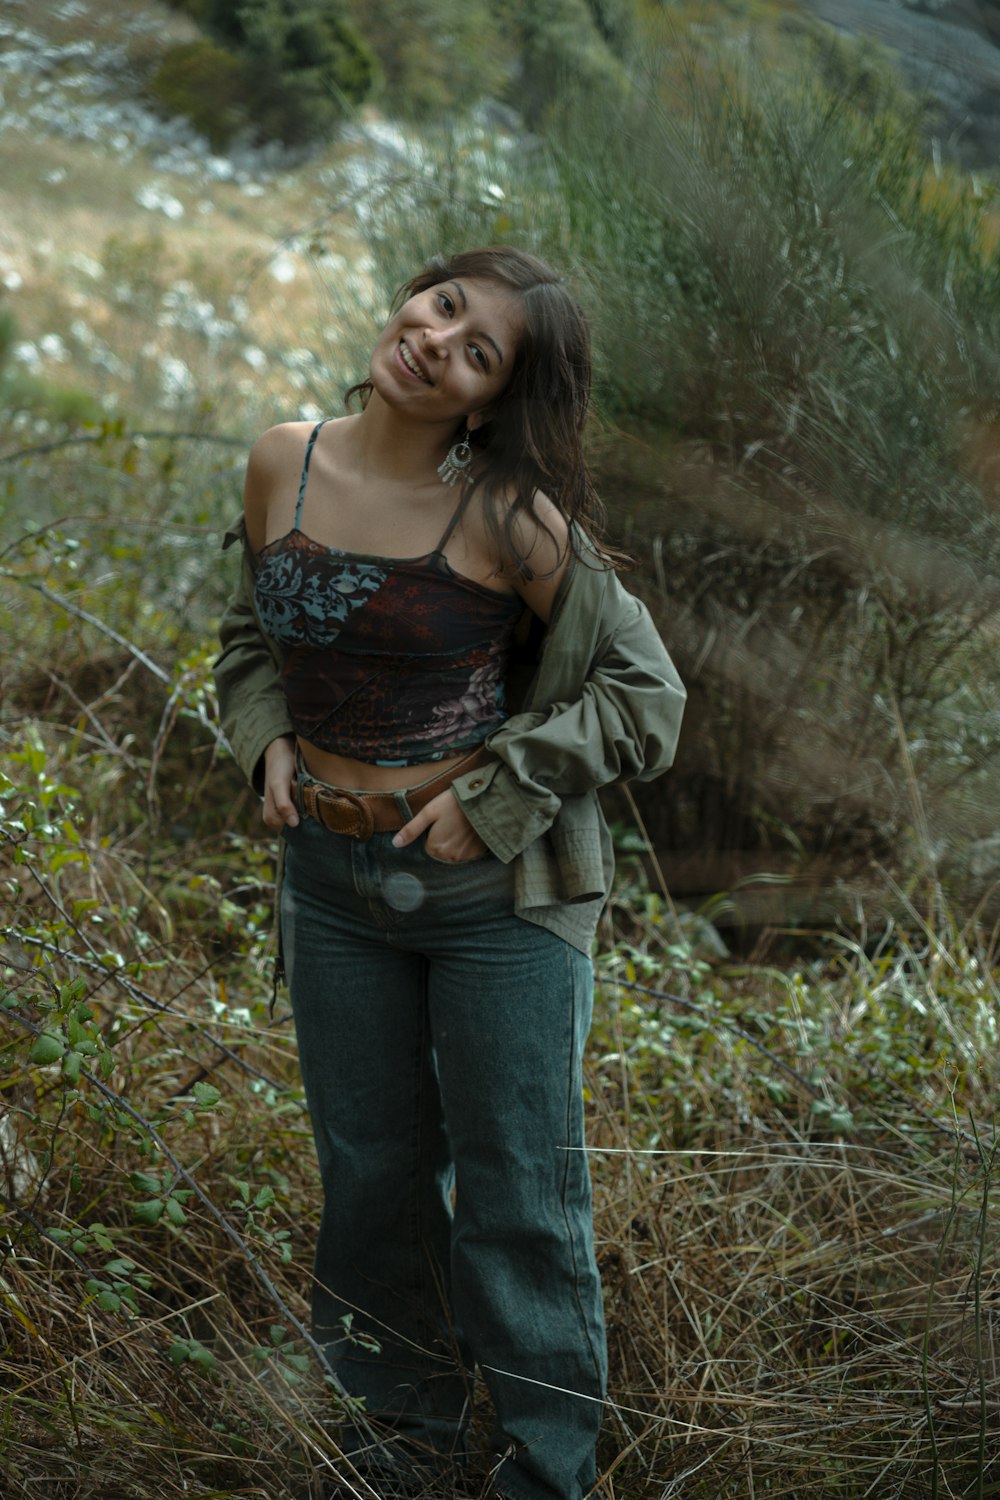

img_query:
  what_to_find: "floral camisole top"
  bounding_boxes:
[252,421,524,767]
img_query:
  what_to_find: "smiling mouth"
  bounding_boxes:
[399,340,430,383]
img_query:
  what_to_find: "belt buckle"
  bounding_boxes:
[315,786,376,840]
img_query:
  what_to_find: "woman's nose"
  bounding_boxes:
[422,326,451,357]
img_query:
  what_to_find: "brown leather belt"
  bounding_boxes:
[294,746,492,840]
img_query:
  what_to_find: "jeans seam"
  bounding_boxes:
[560,944,606,1395]
[413,960,431,1320]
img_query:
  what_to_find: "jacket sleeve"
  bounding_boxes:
[213,525,293,795]
[452,587,686,863]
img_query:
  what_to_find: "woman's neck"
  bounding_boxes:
[349,391,458,486]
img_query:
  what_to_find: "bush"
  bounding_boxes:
[214,0,375,146]
[148,39,255,152]
[541,65,1000,899]
[336,34,1000,922]
[159,0,377,148]
[343,0,514,120]
[512,0,628,127]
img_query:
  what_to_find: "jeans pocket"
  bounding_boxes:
[419,836,493,867]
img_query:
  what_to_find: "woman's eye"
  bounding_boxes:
[471,345,488,369]
[438,292,454,315]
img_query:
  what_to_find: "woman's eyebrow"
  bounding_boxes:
[449,280,505,366]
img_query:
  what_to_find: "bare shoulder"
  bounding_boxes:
[243,420,324,551]
[247,420,315,480]
[500,490,573,624]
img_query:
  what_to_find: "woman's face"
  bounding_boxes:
[370,276,522,430]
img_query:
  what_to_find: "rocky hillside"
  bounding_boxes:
[802,0,1000,166]
[0,0,439,432]
[1,0,998,439]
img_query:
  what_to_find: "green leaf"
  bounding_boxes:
[164,1196,188,1226]
[130,1171,162,1195]
[188,1343,217,1374]
[133,1199,165,1226]
[192,1081,221,1107]
[50,848,85,874]
[62,1050,83,1083]
[104,1258,135,1276]
[30,1032,65,1066]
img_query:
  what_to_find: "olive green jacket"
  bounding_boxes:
[214,517,686,953]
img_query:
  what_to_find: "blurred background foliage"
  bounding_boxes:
[154,0,378,146]
[2,0,999,918]
[125,0,1000,925]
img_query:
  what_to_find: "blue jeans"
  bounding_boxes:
[280,814,607,1500]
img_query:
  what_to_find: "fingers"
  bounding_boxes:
[262,768,298,830]
[394,790,488,862]
[392,803,431,848]
[263,787,298,831]
[262,735,298,831]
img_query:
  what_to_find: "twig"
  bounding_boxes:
[0,429,245,465]
[603,974,825,1101]
[10,577,170,684]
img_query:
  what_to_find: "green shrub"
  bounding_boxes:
[343,0,514,120]
[148,39,255,152]
[340,36,1000,919]
[0,301,16,364]
[242,6,378,146]
[184,0,377,147]
[0,370,104,428]
[512,0,628,126]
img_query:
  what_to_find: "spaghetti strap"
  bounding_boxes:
[294,420,328,529]
[433,483,475,555]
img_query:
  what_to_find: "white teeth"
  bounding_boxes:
[400,342,428,381]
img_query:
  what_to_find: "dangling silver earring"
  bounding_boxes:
[437,429,473,487]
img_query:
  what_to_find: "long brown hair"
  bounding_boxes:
[348,245,629,574]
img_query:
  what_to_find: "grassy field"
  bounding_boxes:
[3,636,999,1496]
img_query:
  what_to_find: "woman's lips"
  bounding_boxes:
[398,339,430,382]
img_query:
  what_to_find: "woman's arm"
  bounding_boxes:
[394,512,685,861]
[452,569,686,862]
[214,427,312,823]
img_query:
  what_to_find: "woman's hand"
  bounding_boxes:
[393,788,488,862]
[262,736,299,830]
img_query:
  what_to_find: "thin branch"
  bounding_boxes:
[11,577,170,684]
[0,429,245,465]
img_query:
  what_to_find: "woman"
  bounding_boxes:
[214,246,686,1500]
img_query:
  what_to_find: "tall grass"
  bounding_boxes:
[2,625,999,1496]
[1,436,999,1497]
[331,40,1000,924]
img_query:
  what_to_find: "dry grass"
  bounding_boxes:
[2,656,998,1497]
[0,0,374,434]
[0,119,368,429]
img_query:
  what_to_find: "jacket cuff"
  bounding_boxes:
[452,760,560,863]
[233,715,295,796]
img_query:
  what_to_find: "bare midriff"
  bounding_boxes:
[297,736,476,792]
